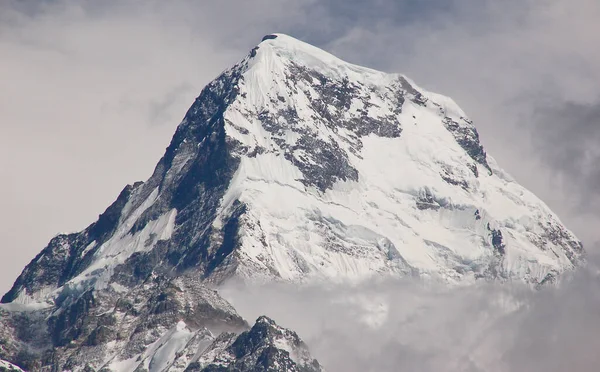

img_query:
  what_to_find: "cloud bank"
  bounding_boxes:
[222,255,600,372]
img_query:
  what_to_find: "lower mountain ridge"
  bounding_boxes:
[0,275,322,371]
[0,34,583,371]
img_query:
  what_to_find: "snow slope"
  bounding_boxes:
[211,34,583,284]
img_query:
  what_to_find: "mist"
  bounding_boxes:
[221,255,600,372]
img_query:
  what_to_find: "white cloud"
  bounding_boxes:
[222,257,600,372]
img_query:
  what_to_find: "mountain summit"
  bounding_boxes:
[0,33,584,371]
[3,33,584,305]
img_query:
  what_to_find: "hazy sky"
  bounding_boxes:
[1,0,600,295]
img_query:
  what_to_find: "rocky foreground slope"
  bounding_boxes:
[0,275,322,371]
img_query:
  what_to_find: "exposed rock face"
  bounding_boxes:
[0,276,318,371]
[192,316,323,372]
[0,33,584,371]
[0,359,25,372]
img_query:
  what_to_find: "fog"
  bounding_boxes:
[222,254,600,371]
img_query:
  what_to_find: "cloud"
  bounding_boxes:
[532,102,600,210]
[221,255,600,372]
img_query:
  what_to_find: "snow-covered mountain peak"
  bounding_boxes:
[252,33,385,80]
[199,34,582,285]
[3,34,584,307]
[248,33,466,119]
[0,33,586,371]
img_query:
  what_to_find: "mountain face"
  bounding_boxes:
[0,275,323,372]
[0,33,584,371]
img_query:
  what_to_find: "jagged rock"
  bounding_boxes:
[0,359,24,372]
[0,276,250,371]
[196,317,323,372]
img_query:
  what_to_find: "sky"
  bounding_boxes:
[1,0,599,298]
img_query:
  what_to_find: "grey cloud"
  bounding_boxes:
[222,255,600,372]
[532,102,600,211]
[145,83,195,127]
